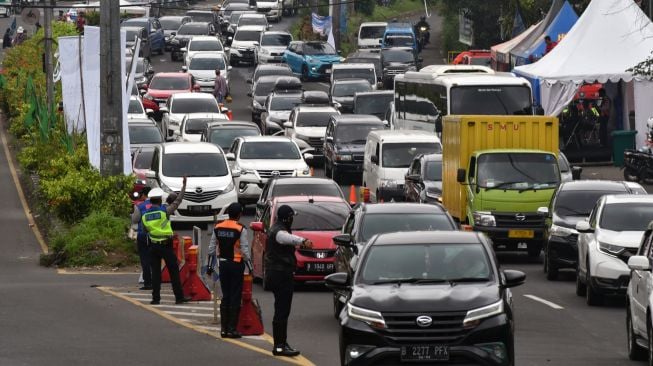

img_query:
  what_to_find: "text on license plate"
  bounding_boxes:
[188,205,211,212]
[306,263,334,273]
[400,345,449,361]
[508,229,534,239]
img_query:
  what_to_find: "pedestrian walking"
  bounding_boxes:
[264,205,313,357]
[207,202,250,339]
[141,178,191,305]
[3,28,12,49]
[12,26,25,46]
[212,69,228,104]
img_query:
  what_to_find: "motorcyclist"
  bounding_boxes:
[414,16,430,45]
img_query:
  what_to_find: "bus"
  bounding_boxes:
[392,70,533,133]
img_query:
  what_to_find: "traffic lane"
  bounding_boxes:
[498,253,642,365]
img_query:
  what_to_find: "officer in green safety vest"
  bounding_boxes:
[142,176,189,305]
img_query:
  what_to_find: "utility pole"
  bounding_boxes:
[43,0,53,115]
[99,0,124,175]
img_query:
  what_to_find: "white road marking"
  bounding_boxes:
[523,294,564,310]
[162,311,215,318]
[119,292,175,297]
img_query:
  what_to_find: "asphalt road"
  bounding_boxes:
[0,2,648,365]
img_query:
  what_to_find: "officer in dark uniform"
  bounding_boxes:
[207,202,250,339]
[265,205,313,357]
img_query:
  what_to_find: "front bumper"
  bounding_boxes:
[333,161,363,173]
[230,48,256,62]
[590,249,631,287]
[547,234,579,269]
[590,274,630,295]
[170,190,237,222]
[196,80,216,93]
[258,52,284,63]
[307,63,334,79]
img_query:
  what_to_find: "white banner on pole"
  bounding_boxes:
[82,26,101,170]
[58,36,84,134]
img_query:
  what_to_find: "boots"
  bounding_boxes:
[220,304,229,338]
[272,321,300,357]
[228,306,242,339]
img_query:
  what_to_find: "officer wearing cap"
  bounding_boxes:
[140,177,190,305]
[265,204,313,357]
[207,202,250,338]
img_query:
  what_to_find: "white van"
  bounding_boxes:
[330,63,378,89]
[357,22,387,49]
[363,130,441,202]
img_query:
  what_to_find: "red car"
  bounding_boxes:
[141,72,200,108]
[452,49,491,66]
[249,195,351,285]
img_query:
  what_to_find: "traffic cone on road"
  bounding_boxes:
[349,185,357,205]
[178,236,193,285]
[237,271,264,335]
[182,245,211,301]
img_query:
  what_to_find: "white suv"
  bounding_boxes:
[145,142,238,222]
[576,194,653,306]
[183,53,231,93]
[161,93,222,139]
[226,136,313,205]
[626,224,653,362]
[176,112,228,142]
[283,105,340,160]
[229,25,266,66]
[182,35,226,67]
[256,31,293,64]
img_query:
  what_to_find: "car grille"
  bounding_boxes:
[256,169,294,178]
[307,137,323,149]
[154,98,167,104]
[270,52,284,56]
[196,77,214,83]
[353,154,364,162]
[378,311,469,345]
[180,190,223,203]
[297,249,336,258]
[385,67,407,76]
[494,213,544,228]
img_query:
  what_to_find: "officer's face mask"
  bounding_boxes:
[283,217,293,230]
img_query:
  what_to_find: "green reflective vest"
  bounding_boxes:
[142,206,173,243]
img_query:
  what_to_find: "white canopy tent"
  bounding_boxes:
[514,0,653,146]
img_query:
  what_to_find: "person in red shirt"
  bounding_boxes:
[544,35,557,54]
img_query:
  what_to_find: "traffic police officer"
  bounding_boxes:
[130,189,154,290]
[141,177,189,305]
[207,202,250,339]
[265,205,313,357]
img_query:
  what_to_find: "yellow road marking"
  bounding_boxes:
[97,286,315,366]
[0,120,49,254]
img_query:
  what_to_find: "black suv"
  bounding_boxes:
[540,180,647,280]
[381,48,417,88]
[326,231,525,366]
[404,153,442,204]
[324,114,385,183]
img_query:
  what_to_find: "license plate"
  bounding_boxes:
[158,102,166,108]
[400,345,449,362]
[325,69,332,73]
[188,205,211,212]
[306,262,334,273]
[509,229,534,239]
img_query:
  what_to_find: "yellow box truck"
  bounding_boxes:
[442,115,559,257]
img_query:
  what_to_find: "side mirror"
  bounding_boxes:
[282,121,292,129]
[171,31,176,36]
[225,152,235,161]
[572,166,583,180]
[228,36,233,41]
[231,169,241,178]
[145,108,154,116]
[181,66,188,72]
[333,101,342,109]
[159,107,169,114]
[224,47,230,52]
[324,272,350,291]
[537,207,549,216]
[456,168,466,183]
[502,269,526,288]
[382,119,389,126]
[303,153,314,161]
[228,66,233,71]
[628,256,651,271]
[575,220,594,233]
[333,233,352,247]
[250,221,264,232]
[370,155,379,165]
[326,136,334,143]
[145,170,157,179]
[180,47,187,52]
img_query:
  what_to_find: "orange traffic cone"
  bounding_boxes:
[349,185,357,205]
[236,272,264,335]
[182,245,211,301]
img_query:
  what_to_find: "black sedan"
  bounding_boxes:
[404,153,442,204]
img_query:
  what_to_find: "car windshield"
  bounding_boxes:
[360,25,386,39]
[304,42,336,55]
[262,33,292,46]
[240,141,300,159]
[384,34,414,47]
[450,86,532,115]
[185,118,223,134]
[188,13,213,23]
[134,149,155,169]
[162,153,228,177]
[359,243,492,284]
[555,190,624,217]
[149,76,190,90]
[286,202,350,231]
[239,17,267,27]
[270,96,301,111]
[209,128,260,149]
[425,160,442,181]
[296,111,337,127]
[273,182,342,198]
[234,30,262,42]
[333,81,372,97]
[125,29,141,42]
[335,124,383,144]
[189,40,223,51]
[382,143,441,168]
[128,100,144,114]
[178,24,207,35]
[333,69,375,85]
[129,125,162,144]
[189,57,226,70]
[361,213,454,241]
[600,202,653,231]
[470,56,491,66]
[477,153,560,190]
[159,18,182,30]
[354,94,393,115]
[254,80,277,96]
[171,99,218,113]
[254,67,292,81]
[382,49,414,63]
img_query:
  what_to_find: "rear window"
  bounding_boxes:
[272,183,342,198]
[262,33,292,46]
[209,128,260,149]
[189,40,223,51]
[235,30,262,42]
[296,111,338,127]
[149,76,190,90]
[129,125,163,144]
[333,68,375,85]
[178,23,208,35]
[171,98,219,114]
[359,25,386,39]
[361,213,455,241]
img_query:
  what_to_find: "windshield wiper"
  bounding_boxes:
[517,181,559,193]
[556,205,586,216]
[484,181,521,191]
[446,277,490,286]
[346,139,368,144]
[371,278,421,285]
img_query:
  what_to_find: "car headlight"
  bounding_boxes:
[598,242,627,257]
[473,211,496,227]
[253,100,263,109]
[550,224,576,238]
[408,66,417,71]
[463,300,504,328]
[336,154,352,161]
[297,168,310,176]
[347,303,386,329]
[241,168,257,175]
[170,38,179,44]
[380,179,398,188]
[223,181,234,193]
[339,57,346,62]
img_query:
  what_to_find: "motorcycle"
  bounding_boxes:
[416,26,430,52]
[623,117,653,182]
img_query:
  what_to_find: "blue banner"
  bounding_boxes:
[311,13,332,36]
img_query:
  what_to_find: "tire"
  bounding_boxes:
[333,293,343,320]
[624,167,639,182]
[575,265,587,296]
[585,264,603,306]
[628,308,647,360]
[301,65,309,81]
[545,247,559,281]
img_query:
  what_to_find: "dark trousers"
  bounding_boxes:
[267,269,294,322]
[599,116,609,147]
[137,236,152,287]
[219,260,245,309]
[149,239,184,301]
